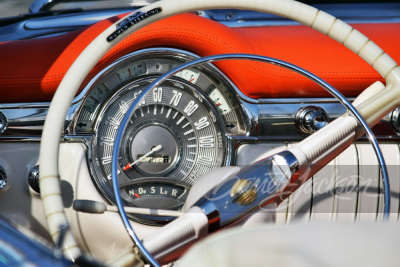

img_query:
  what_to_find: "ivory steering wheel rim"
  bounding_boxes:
[39,0,400,261]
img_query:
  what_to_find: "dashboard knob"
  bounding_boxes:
[0,166,7,190]
[295,106,329,134]
[28,165,40,193]
[390,107,400,134]
[0,111,8,135]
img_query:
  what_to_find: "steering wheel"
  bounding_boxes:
[39,0,400,264]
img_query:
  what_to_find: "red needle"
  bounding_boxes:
[90,96,100,104]
[134,193,141,198]
[123,163,132,171]
[189,78,195,82]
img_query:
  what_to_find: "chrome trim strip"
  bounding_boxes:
[30,0,56,13]
[0,136,42,142]
[25,12,127,29]
[0,102,50,109]
[198,3,400,28]
[0,101,81,138]
[30,0,156,13]
[0,97,397,141]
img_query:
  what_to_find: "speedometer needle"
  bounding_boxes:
[123,145,163,171]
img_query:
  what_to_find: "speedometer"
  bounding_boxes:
[73,48,246,224]
[95,78,225,214]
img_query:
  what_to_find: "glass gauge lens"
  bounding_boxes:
[93,78,225,222]
[74,49,246,225]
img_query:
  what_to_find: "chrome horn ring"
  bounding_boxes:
[112,53,390,266]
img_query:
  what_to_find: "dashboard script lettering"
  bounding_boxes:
[107,7,162,42]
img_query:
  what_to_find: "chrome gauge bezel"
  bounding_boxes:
[72,48,247,225]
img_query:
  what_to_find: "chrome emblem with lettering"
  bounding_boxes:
[107,7,162,42]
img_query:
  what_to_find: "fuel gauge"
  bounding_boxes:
[209,87,231,115]
[175,69,200,83]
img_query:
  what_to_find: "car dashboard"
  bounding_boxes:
[0,0,400,265]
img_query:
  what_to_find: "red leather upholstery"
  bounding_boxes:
[0,13,399,103]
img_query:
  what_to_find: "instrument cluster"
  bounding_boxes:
[73,48,246,224]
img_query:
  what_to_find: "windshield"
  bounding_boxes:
[1,0,398,19]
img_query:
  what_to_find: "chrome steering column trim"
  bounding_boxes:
[195,150,299,229]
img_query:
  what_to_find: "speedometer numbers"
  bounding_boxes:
[74,49,245,224]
